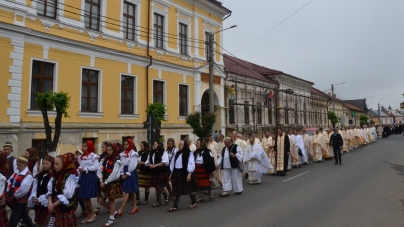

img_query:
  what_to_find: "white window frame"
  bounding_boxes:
[152,79,166,105]
[176,8,192,55]
[27,58,58,117]
[152,2,169,50]
[178,83,189,119]
[203,19,215,59]
[121,0,141,41]
[119,73,139,119]
[79,66,104,118]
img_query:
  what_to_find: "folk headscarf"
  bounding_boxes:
[124,139,135,158]
[54,153,78,191]
[82,140,95,160]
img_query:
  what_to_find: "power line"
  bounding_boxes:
[233,0,315,54]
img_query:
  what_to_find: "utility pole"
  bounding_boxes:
[378,103,380,125]
[331,84,335,112]
[208,33,214,114]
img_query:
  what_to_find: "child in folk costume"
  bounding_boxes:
[7,156,35,227]
[167,141,198,212]
[137,141,151,205]
[165,138,178,200]
[46,154,78,227]
[0,151,10,227]
[193,138,216,202]
[97,143,123,227]
[78,140,99,223]
[28,155,54,227]
[117,139,139,216]
[94,142,109,216]
[146,141,170,207]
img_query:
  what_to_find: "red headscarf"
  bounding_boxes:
[81,140,95,160]
[54,153,79,191]
[124,139,135,157]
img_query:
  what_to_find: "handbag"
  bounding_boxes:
[237,160,244,173]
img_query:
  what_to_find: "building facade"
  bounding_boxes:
[0,0,231,156]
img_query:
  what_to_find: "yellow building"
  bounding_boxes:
[0,0,231,156]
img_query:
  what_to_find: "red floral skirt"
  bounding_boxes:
[45,207,77,227]
[0,205,10,227]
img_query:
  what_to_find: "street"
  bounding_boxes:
[84,135,404,227]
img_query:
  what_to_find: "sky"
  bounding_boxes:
[219,0,404,111]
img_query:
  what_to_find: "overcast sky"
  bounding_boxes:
[220,0,404,110]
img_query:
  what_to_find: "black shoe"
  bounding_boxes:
[235,191,243,195]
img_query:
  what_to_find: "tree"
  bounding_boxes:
[145,102,166,142]
[186,111,216,138]
[327,111,339,128]
[35,91,71,156]
[359,113,369,126]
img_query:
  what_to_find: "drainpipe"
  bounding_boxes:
[146,0,153,106]
[222,12,231,21]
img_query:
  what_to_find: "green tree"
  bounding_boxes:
[327,111,339,128]
[186,111,216,138]
[359,113,369,126]
[35,91,71,155]
[145,102,166,142]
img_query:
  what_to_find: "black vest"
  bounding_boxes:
[138,150,151,173]
[36,173,52,199]
[7,155,16,178]
[195,149,215,174]
[149,150,168,173]
[220,144,239,169]
[174,151,191,176]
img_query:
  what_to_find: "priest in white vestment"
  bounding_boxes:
[312,130,327,163]
[302,130,312,160]
[360,128,370,144]
[244,133,273,184]
[293,130,307,165]
[288,131,298,168]
[371,126,377,141]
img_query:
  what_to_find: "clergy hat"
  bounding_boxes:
[3,142,12,148]
[17,156,28,164]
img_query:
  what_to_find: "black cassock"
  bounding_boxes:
[274,134,290,174]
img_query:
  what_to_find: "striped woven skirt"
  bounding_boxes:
[137,168,150,188]
[171,168,198,197]
[194,164,211,191]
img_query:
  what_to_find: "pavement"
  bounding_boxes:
[39,135,404,226]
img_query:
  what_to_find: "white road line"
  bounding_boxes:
[283,171,309,182]
[342,154,352,159]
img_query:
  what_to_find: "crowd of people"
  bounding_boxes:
[0,124,400,227]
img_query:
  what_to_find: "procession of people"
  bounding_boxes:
[0,124,400,227]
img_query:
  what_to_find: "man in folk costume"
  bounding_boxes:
[217,137,243,197]
[312,130,327,163]
[288,130,299,168]
[7,156,35,227]
[243,133,272,184]
[273,128,290,176]
[3,142,16,179]
[302,130,312,161]
[261,132,276,174]
[293,129,307,166]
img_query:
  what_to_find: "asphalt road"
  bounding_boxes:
[83,135,404,227]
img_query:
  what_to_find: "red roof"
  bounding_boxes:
[343,103,364,112]
[311,87,330,99]
[207,0,232,13]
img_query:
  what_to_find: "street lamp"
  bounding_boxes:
[208,25,237,113]
[331,82,345,112]
[378,98,385,125]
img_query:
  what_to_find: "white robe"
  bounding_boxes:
[361,129,370,143]
[244,143,273,184]
[294,134,307,164]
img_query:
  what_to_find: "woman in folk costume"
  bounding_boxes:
[167,141,198,212]
[116,139,139,216]
[45,154,78,227]
[26,147,39,177]
[28,155,54,227]
[78,140,99,223]
[165,138,178,201]
[0,151,10,227]
[193,138,215,202]
[97,143,123,227]
[94,142,109,215]
[136,141,151,205]
[146,140,170,207]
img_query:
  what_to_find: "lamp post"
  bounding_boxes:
[208,25,237,113]
[331,82,345,112]
[378,98,385,125]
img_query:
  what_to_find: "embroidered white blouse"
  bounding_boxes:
[145,151,169,167]
[97,158,123,184]
[170,152,195,173]
[119,150,139,176]
[28,173,50,208]
[78,153,100,173]
[46,174,77,206]
[6,167,34,199]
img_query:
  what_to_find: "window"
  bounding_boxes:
[154,14,164,48]
[84,0,101,31]
[205,32,210,60]
[229,99,235,124]
[179,23,187,55]
[121,76,135,114]
[81,69,99,112]
[244,101,249,124]
[31,61,54,109]
[32,140,48,158]
[285,110,289,125]
[123,2,136,40]
[257,102,262,124]
[36,0,57,19]
[179,85,188,116]
[153,80,164,103]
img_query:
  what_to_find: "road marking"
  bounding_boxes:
[283,171,309,182]
[342,154,352,159]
